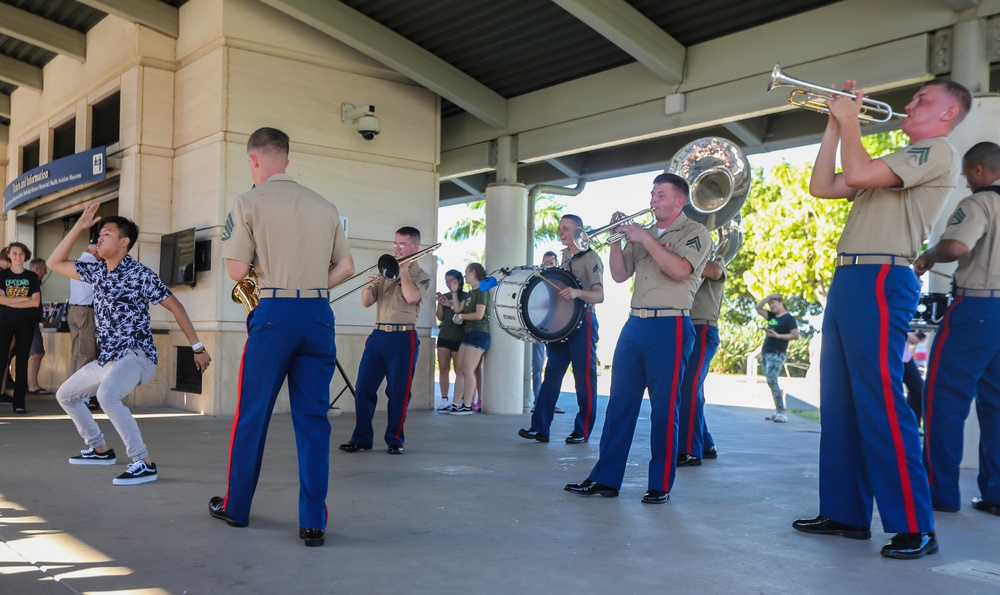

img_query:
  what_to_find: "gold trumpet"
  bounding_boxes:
[572,208,654,251]
[329,243,441,304]
[231,266,260,314]
[767,63,905,124]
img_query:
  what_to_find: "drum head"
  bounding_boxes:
[521,268,584,342]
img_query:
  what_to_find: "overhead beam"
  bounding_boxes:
[259,0,507,129]
[545,154,587,178]
[552,0,685,84]
[0,94,9,119]
[0,54,43,92]
[0,3,86,61]
[723,119,767,147]
[75,0,178,38]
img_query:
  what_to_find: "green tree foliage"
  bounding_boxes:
[714,129,907,372]
[445,195,567,246]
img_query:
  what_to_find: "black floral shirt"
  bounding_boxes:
[76,255,172,365]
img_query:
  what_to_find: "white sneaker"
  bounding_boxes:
[772,413,788,423]
[437,400,454,412]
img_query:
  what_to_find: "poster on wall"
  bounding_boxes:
[3,146,107,214]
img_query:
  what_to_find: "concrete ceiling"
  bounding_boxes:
[1,0,999,203]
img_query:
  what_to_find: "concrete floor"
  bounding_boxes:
[0,375,997,594]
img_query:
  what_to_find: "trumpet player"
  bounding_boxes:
[340,227,432,455]
[565,173,710,503]
[210,127,354,547]
[795,79,971,560]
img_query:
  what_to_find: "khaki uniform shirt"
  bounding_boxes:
[941,180,1000,289]
[220,174,351,289]
[560,248,604,304]
[373,262,432,324]
[838,137,960,258]
[622,212,711,309]
[690,255,727,322]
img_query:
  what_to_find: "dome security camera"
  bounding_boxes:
[357,114,380,140]
[342,103,380,141]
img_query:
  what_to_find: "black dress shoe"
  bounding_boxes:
[338,442,372,453]
[299,527,325,547]
[564,479,618,497]
[387,445,404,455]
[703,445,718,459]
[565,433,588,444]
[972,496,1000,515]
[792,515,871,540]
[676,453,702,467]
[642,489,669,504]
[880,532,938,559]
[208,496,247,528]
[517,428,549,443]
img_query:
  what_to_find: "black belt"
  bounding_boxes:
[70,304,93,308]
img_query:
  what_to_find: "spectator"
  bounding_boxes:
[755,293,800,423]
[27,258,50,395]
[0,243,43,414]
[435,269,466,411]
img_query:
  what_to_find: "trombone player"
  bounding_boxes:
[340,227,432,455]
[794,78,971,560]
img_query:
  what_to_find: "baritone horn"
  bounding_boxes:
[572,208,654,251]
[231,266,260,314]
[329,243,441,304]
[767,63,905,124]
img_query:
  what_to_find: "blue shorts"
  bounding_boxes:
[461,330,490,352]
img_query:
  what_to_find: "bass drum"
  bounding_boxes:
[492,266,584,343]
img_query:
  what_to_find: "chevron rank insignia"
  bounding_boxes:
[686,237,702,252]
[906,146,930,166]
[593,263,600,273]
[948,208,966,226]
[222,212,234,241]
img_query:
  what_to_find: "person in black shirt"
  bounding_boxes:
[755,293,799,423]
[0,242,42,414]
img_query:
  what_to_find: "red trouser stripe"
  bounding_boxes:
[394,330,418,440]
[663,319,683,480]
[685,324,709,452]
[922,297,959,485]
[875,265,917,532]
[583,312,595,438]
[223,338,250,509]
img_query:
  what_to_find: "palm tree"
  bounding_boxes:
[445,195,567,245]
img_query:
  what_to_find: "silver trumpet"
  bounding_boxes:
[572,208,653,251]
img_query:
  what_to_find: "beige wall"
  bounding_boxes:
[5,0,441,416]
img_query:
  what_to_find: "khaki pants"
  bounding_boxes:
[68,305,97,372]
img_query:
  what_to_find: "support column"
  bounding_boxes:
[930,17,997,472]
[484,136,528,414]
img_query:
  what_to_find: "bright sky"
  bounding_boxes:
[434,142,820,362]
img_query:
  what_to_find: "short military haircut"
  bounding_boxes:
[396,226,421,243]
[652,172,690,198]
[100,216,140,252]
[543,250,558,259]
[923,79,973,126]
[247,127,290,158]
[561,214,584,229]
[964,141,1000,172]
